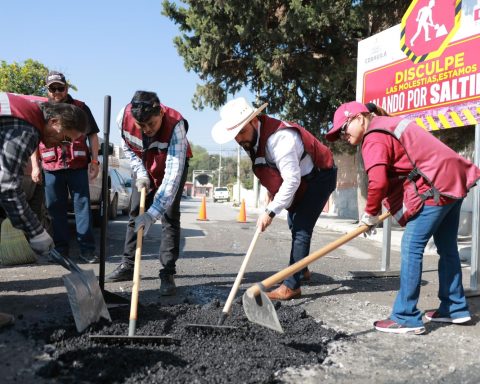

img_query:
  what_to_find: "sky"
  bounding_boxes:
[2,0,249,155]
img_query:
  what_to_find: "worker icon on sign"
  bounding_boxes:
[410,0,437,46]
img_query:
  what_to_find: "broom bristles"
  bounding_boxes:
[0,218,37,266]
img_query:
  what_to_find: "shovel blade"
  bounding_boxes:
[63,269,111,333]
[242,290,284,333]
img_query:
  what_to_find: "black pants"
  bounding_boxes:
[121,163,188,276]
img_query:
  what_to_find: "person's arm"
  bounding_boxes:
[147,120,188,219]
[30,149,42,184]
[0,124,44,238]
[365,165,389,215]
[88,132,100,180]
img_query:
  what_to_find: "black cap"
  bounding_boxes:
[46,71,66,86]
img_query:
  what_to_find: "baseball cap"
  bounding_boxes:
[46,71,66,86]
[326,101,369,142]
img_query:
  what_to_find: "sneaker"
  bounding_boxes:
[425,310,471,324]
[105,263,134,283]
[374,319,425,334]
[79,250,99,264]
[160,274,176,296]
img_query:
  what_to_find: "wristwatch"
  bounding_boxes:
[91,159,100,165]
[265,208,276,218]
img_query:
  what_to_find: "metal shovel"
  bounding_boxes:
[243,212,391,333]
[50,249,111,332]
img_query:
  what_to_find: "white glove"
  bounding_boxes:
[135,176,150,192]
[29,229,54,256]
[360,213,380,237]
[134,212,156,236]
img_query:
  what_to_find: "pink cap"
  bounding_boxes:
[326,101,369,142]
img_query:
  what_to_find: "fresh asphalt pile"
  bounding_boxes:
[31,299,346,383]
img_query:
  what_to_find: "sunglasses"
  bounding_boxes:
[48,86,66,93]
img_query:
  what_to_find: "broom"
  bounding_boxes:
[0,218,37,266]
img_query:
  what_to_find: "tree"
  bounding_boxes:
[0,59,77,96]
[162,0,408,138]
[0,59,49,96]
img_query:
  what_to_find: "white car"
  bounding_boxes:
[213,187,230,202]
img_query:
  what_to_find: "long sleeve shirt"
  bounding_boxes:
[117,107,187,219]
[0,118,44,238]
[261,127,314,215]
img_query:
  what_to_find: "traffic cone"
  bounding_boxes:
[197,196,208,221]
[237,199,247,223]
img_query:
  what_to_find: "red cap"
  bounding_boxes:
[326,101,369,142]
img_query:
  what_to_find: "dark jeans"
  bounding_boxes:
[121,163,189,276]
[283,166,337,289]
[44,168,95,254]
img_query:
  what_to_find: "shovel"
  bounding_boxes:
[90,187,174,344]
[185,227,261,330]
[242,212,391,333]
[49,249,111,333]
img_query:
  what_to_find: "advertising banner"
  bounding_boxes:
[357,0,480,131]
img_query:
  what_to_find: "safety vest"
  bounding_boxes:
[0,92,45,133]
[251,115,334,211]
[38,99,90,171]
[365,116,480,226]
[121,104,192,188]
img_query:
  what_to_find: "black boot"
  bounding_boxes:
[159,274,176,296]
[105,263,134,283]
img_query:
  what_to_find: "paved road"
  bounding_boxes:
[1,197,480,383]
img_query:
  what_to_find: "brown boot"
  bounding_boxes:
[0,312,15,329]
[266,284,301,300]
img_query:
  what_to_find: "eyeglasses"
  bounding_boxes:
[61,135,73,145]
[340,121,350,139]
[48,86,66,93]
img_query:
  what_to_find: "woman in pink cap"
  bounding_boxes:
[326,101,480,334]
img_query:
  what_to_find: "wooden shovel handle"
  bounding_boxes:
[246,212,391,297]
[222,227,261,315]
[129,187,146,324]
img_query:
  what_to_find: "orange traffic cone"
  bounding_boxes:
[237,199,247,223]
[197,196,208,221]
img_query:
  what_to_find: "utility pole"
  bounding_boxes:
[218,145,222,187]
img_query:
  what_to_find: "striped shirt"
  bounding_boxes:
[117,107,188,220]
[0,117,44,238]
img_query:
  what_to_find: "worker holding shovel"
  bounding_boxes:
[326,101,480,334]
[0,92,88,329]
[211,97,337,300]
[105,91,191,296]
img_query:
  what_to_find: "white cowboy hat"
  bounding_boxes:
[211,97,268,144]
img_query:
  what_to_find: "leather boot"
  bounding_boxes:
[105,263,134,283]
[266,284,301,300]
[301,268,312,282]
[160,274,176,296]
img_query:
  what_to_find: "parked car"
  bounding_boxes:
[213,187,230,202]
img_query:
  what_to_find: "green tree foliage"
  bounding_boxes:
[162,0,408,139]
[0,59,49,96]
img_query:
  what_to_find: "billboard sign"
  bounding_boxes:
[357,1,480,131]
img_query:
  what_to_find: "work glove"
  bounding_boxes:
[360,213,380,237]
[29,229,54,256]
[134,212,156,236]
[135,176,150,192]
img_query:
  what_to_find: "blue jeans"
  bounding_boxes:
[391,199,470,327]
[283,167,337,290]
[44,169,95,254]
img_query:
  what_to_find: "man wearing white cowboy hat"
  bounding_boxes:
[212,97,337,300]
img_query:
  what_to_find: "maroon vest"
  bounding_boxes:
[38,99,90,171]
[0,92,45,133]
[252,115,334,211]
[365,116,480,226]
[121,104,192,188]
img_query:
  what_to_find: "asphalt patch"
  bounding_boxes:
[33,300,346,383]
